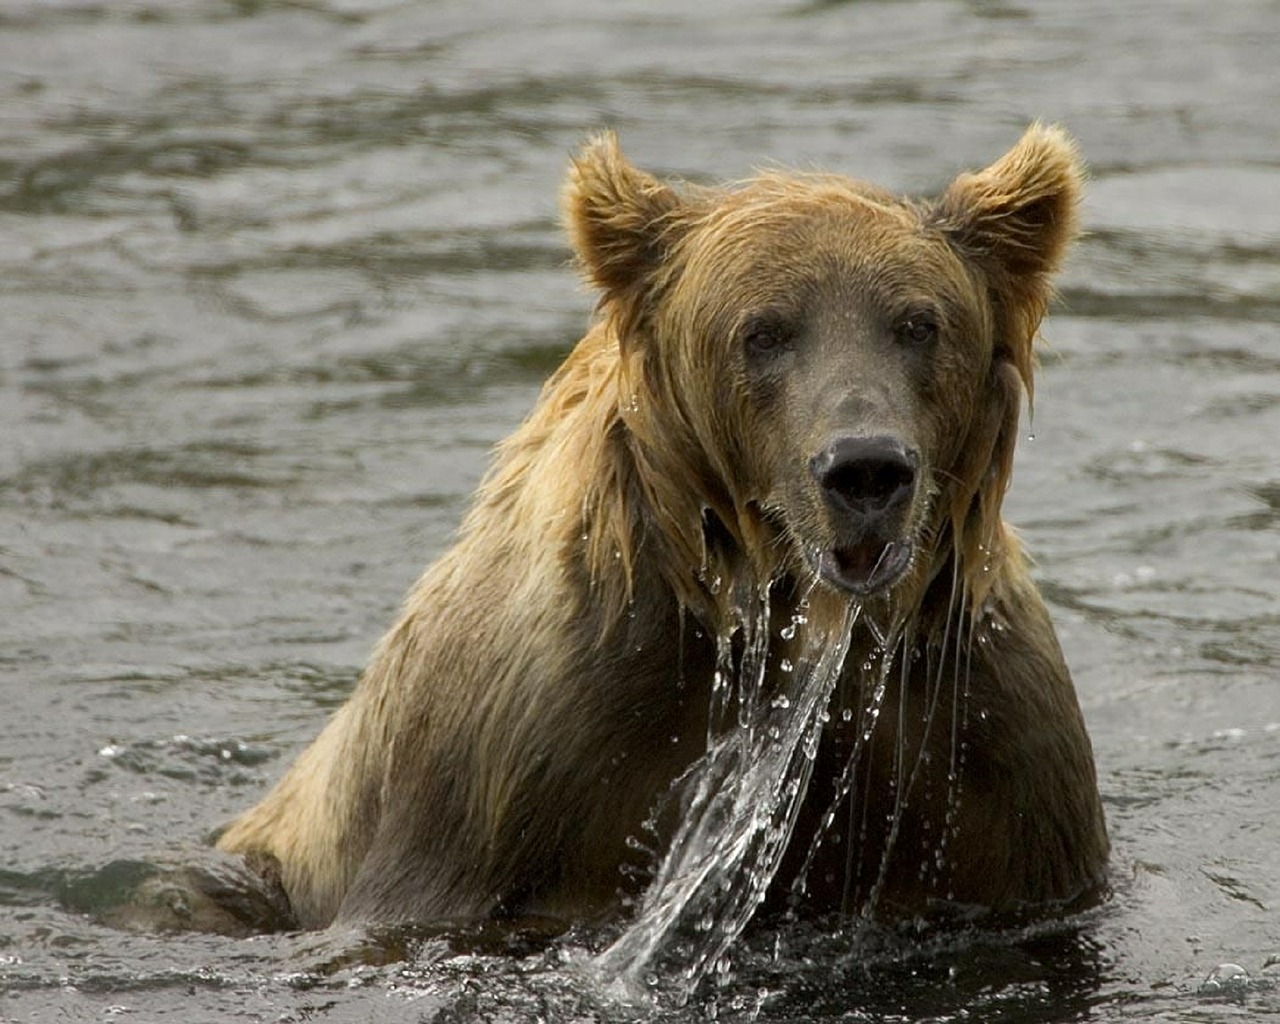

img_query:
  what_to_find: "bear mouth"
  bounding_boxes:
[812,539,913,597]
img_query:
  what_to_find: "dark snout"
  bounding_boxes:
[805,435,920,597]
[809,436,918,521]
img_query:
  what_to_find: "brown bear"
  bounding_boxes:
[216,125,1108,932]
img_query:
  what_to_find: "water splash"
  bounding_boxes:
[785,640,897,912]
[593,588,860,1002]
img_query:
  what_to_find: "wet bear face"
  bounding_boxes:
[565,127,1080,611]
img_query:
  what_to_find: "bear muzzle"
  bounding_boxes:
[807,435,919,596]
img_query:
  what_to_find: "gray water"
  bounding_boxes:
[2,1,1279,1021]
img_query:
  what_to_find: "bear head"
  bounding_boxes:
[563,126,1081,627]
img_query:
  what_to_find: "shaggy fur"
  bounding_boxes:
[217,126,1108,930]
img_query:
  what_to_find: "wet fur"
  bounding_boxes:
[217,126,1108,930]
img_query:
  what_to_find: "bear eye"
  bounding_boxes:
[894,312,940,347]
[741,315,796,361]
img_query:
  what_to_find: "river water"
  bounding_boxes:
[2,1,1278,1021]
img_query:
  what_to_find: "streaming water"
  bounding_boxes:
[594,590,864,1004]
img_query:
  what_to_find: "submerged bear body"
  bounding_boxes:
[217,126,1108,932]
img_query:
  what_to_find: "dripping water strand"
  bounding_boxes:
[594,587,859,1002]
[941,574,977,897]
[787,623,899,909]
[788,558,977,919]
[864,562,966,914]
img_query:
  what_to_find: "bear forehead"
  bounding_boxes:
[701,172,912,229]
[674,182,973,314]
[684,178,954,271]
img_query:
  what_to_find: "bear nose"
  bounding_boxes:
[810,436,918,517]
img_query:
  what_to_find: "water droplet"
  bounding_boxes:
[841,708,853,722]
[779,658,793,673]
[779,624,796,640]
[1201,963,1250,994]
[771,694,791,709]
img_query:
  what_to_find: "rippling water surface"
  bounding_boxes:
[2,1,1278,1021]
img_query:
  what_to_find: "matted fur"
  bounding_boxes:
[216,126,1107,932]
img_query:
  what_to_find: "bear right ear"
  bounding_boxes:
[562,133,684,302]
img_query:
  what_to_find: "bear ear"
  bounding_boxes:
[932,124,1083,389]
[562,132,684,301]
[935,122,1082,284]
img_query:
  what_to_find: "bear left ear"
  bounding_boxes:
[932,123,1083,390]
[562,132,685,304]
